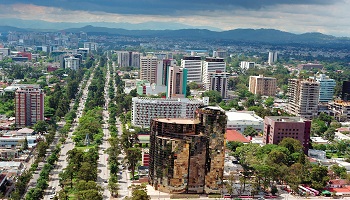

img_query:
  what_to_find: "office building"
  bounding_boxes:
[64,56,80,70]
[286,79,320,119]
[181,56,203,83]
[131,97,208,127]
[140,56,160,84]
[117,51,141,68]
[311,74,336,103]
[342,81,350,101]
[15,85,44,127]
[149,106,227,194]
[208,71,228,99]
[226,111,264,132]
[268,51,278,65]
[166,66,187,99]
[202,58,226,89]
[83,42,98,51]
[249,75,277,96]
[263,116,311,153]
[162,59,177,86]
[240,61,255,70]
[329,100,350,122]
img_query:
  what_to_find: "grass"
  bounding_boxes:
[76,146,94,152]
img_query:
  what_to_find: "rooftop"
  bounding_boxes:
[155,118,200,125]
[265,116,306,122]
[226,111,263,122]
[225,130,250,143]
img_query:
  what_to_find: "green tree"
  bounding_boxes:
[310,165,329,190]
[330,164,347,179]
[36,141,48,158]
[33,120,48,135]
[78,162,97,181]
[23,137,28,150]
[125,184,150,200]
[243,126,258,137]
[278,138,303,154]
[264,97,274,108]
[201,90,222,104]
[324,127,336,141]
[125,148,142,180]
[107,181,119,197]
[226,141,244,152]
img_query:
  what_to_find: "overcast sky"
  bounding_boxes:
[0,0,349,36]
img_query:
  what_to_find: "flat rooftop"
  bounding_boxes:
[226,111,263,122]
[266,116,305,122]
[155,118,200,125]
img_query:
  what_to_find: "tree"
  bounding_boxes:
[186,85,191,97]
[125,148,141,180]
[310,165,329,190]
[243,126,258,137]
[311,119,327,136]
[129,89,138,97]
[33,120,48,135]
[324,127,336,141]
[37,141,48,158]
[278,138,303,154]
[125,184,150,200]
[78,162,97,181]
[201,90,222,104]
[330,164,347,179]
[226,141,244,152]
[107,181,119,197]
[264,97,274,108]
[23,137,28,150]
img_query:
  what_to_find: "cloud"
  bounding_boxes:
[0,0,341,15]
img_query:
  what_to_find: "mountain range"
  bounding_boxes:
[0,18,349,45]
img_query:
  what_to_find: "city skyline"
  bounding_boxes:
[1,0,350,36]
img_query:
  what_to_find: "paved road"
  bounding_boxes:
[43,69,95,200]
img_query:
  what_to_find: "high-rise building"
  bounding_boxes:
[162,59,177,86]
[131,97,208,127]
[202,58,226,89]
[263,116,311,153]
[140,56,159,84]
[329,100,350,122]
[130,52,140,68]
[149,106,227,194]
[83,42,98,51]
[342,81,350,101]
[181,56,203,83]
[15,85,44,127]
[117,51,141,68]
[249,75,277,96]
[208,70,228,99]
[286,79,320,119]
[212,50,227,58]
[268,51,278,65]
[64,56,80,70]
[166,66,187,99]
[240,61,255,70]
[310,74,336,103]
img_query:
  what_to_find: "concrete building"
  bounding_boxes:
[329,100,350,122]
[202,58,226,89]
[83,42,98,51]
[213,50,227,58]
[162,59,177,86]
[136,82,166,96]
[166,66,187,99]
[342,81,350,101]
[0,48,10,56]
[310,74,336,103]
[149,106,227,194]
[64,56,80,70]
[140,56,160,84]
[286,79,320,119]
[240,61,255,70]
[208,71,228,99]
[131,97,208,127]
[268,51,278,65]
[249,75,277,96]
[263,116,311,153]
[298,63,323,70]
[181,56,203,83]
[226,111,264,133]
[15,85,44,127]
[117,51,141,68]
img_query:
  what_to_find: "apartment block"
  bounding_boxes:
[117,51,140,68]
[131,97,208,127]
[208,71,228,99]
[202,58,226,89]
[149,106,227,194]
[268,51,278,65]
[140,56,159,84]
[329,100,350,122]
[64,56,80,70]
[15,85,44,127]
[83,42,98,51]
[249,75,277,96]
[240,61,255,70]
[286,79,320,119]
[166,66,187,99]
[181,56,203,83]
[263,116,311,153]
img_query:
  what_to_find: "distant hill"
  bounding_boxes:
[0,24,349,45]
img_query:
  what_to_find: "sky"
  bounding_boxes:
[0,0,349,36]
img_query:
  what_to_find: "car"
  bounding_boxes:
[49,194,55,199]
[104,180,108,183]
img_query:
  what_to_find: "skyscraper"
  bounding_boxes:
[162,59,177,86]
[268,51,278,65]
[342,81,350,101]
[208,70,228,99]
[181,56,203,83]
[140,56,159,84]
[311,74,336,102]
[286,79,320,119]
[149,106,227,194]
[166,66,187,99]
[117,51,140,68]
[15,85,44,127]
[249,75,277,96]
[202,57,226,89]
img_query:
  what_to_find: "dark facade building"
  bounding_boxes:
[263,116,311,153]
[342,81,350,101]
[149,106,227,194]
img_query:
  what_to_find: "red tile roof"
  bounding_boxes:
[225,130,250,143]
[329,186,350,193]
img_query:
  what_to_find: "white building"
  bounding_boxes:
[0,136,38,149]
[83,42,98,51]
[202,57,226,89]
[311,74,336,103]
[181,56,203,83]
[132,97,209,127]
[268,51,278,65]
[225,111,264,132]
[64,56,80,70]
[240,61,255,70]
